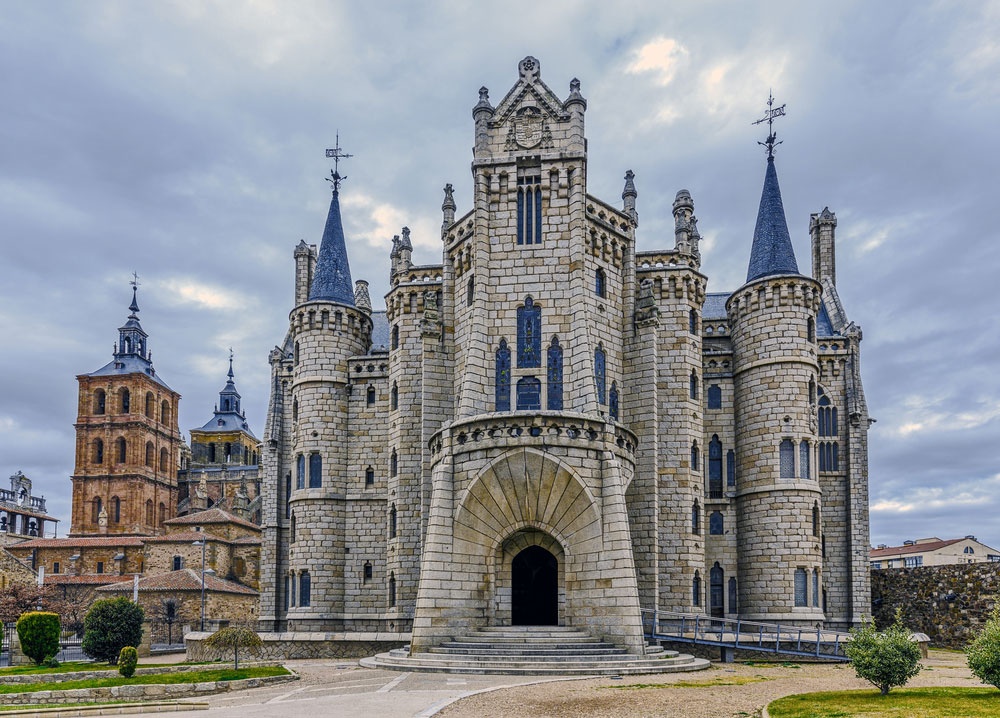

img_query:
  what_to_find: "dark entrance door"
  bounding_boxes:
[511,545,558,625]
[710,563,725,619]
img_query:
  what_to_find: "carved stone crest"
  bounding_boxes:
[514,106,543,148]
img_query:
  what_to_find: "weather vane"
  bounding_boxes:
[325,131,353,191]
[752,91,786,159]
[130,271,141,290]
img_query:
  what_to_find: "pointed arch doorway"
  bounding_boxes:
[511,545,558,626]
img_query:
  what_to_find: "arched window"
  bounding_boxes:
[516,376,541,410]
[111,496,121,523]
[118,388,130,414]
[807,317,815,342]
[292,399,298,421]
[726,449,736,487]
[707,384,722,409]
[160,400,170,424]
[779,439,795,479]
[546,337,563,411]
[366,385,376,406]
[145,442,154,467]
[145,392,154,419]
[708,435,723,497]
[160,447,169,472]
[517,297,541,367]
[818,390,837,436]
[365,466,375,486]
[812,568,820,607]
[689,371,698,400]
[308,453,322,488]
[594,344,606,405]
[290,512,296,543]
[391,325,400,350]
[296,454,305,490]
[389,504,397,539]
[390,450,397,477]
[391,382,398,410]
[800,440,811,479]
[467,276,475,306]
[145,499,154,526]
[794,568,808,607]
[495,339,511,411]
[116,437,127,463]
[595,268,606,298]
[516,174,542,246]
[692,571,701,607]
[364,561,373,582]
[289,571,296,607]
[689,309,697,335]
[94,389,106,415]
[710,563,724,614]
[158,502,166,525]
[692,500,701,534]
[709,510,724,535]
[690,440,699,471]
[609,382,619,420]
[92,497,103,524]
[812,502,820,537]
[820,442,839,472]
[93,439,104,465]
[388,572,397,607]
[729,577,738,613]
[299,571,311,607]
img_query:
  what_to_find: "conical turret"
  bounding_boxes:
[746,156,799,283]
[309,187,356,305]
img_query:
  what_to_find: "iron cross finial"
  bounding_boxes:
[325,131,353,191]
[130,271,141,289]
[752,91,786,159]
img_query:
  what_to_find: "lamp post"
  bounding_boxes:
[192,538,207,631]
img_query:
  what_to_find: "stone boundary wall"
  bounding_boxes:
[871,562,1000,648]
[1,670,297,707]
[184,631,409,661]
[0,661,284,685]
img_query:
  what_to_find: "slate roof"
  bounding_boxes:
[196,413,256,436]
[702,293,729,321]
[370,310,390,351]
[95,568,258,595]
[308,189,356,305]
[746,157,800,282]
[84,356,172,390]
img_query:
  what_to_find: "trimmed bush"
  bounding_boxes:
[203,626,263,670]
[15,612,61,665]
[118,646,139,678]
[82,597,144,664]
[845,610,922,695]
[968,603,1000,689]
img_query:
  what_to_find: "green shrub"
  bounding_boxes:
[968,603,1000,689]
[845,609,922,695]
[82,597,144,664]
[44,656,60,668]
[117,646,138,678]
[203,626,263,670]
[15,612,61,665]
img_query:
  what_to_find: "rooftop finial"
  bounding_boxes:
[228,348,235,379]
[324,131,353,192]
[752,91,786,159]
[129,272,140,315]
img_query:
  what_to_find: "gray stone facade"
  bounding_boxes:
[257,57,871,651]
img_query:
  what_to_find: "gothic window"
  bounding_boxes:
[692,500,701,534]
[812,502,820,537]
[707,384,722,409]
[94,389,106,415]
[145,499,153,526]
[389,504,397,539]
[729,577,738,612]
[467,276,475,306]
[145,441,154,468]
[299,571,311,608]
[726,449,736,487]
[292,399,298,421]
[690,440,699,471]
[546,337,563,410]
[391,326,399,350]
[92,497,102,524]
[495,339,511,411]
[160,400,170,425]
[517,297,541,367]
[145,392,154,419]
[794,568,808,607]
[779,439,795,479]
[812,569,820,607]
[595,268,606,298]
[390,450,398,477]
[818,390,838,436]
[391,382,398,410]
[388,572,397,607]
[308,453,322,488]
[517,174,542,245]
[364,561,373,582]
[289,571,296,607]
[609,382,619,420]
[112,496,121,523]
[689,309,697,335]
[709,510,724,535]
[296,454,305,490]
[290,513,296,543]
[158,502,166,525]
[93,439,104,465]
[819,442,840,472]
[119,388,130,414]
[516,376,541,410]
[366,385,376,406]
[595,344,606,404]
[709,435,723,497]
[800,440,811,479]
[710,563,724,613]
[224,442,232,462]
[692,571,701,607]
[294,341,300,364]
[173,555,183,571]
[285,473,291,518]
[807,317,815,342]
[116,437,127,463]
[365,466,375,486]
[689,371,699,400]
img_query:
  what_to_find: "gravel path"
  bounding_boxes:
[436,650,981,718]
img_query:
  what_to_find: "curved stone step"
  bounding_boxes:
[360,652,711,676]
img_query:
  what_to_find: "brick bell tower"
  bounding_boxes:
[70,282,182,537]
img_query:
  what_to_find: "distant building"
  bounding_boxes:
[870,536,1000,569]
[0,471,57,540]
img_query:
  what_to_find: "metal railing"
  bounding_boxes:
[643,609,851,661]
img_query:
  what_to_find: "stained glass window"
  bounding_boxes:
[496,339,511,411]
[779,439,795,479]
[595,344,606,404]
[609,382,619,420]
[309,453,322,488]
[516,376,541,410]
[727,449,736,487]
[546,337,563,410]
[517,297,541,367]
[707,384,722,409]
[709,435,723,497]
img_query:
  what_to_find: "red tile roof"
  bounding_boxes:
[95,568,257,595]
[870,538,963,558]
[143,529,227,544]
[165,507,259,531]
[9,537,146,549]
[43,574,136,586]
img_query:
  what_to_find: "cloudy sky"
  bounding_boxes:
[1,1,998,551]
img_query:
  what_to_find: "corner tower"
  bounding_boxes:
[70,284,182,536]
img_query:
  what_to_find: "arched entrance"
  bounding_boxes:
[511,545,558,625]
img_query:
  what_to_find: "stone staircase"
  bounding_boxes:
[360,625,711,675]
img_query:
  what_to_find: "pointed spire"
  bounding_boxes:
[621,170,638,226]
[746,156,800,282]
[308,187,356,305]
[116,280,149,360]
[217,352,242,416]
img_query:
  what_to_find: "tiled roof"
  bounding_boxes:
[746,157,800,282]
[164,507,260,531]
[43,574,135,586]
[231,535,262,545]
[869,538,963,558]
[95,568,257,595]
[370,311,390,351]
[10,536,146,549]
[144,529,227,543]
[308,189,356,305]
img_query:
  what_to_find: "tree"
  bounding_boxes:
[82,597,144,664]
[845,610,922,695]
[968,603,1000,689]
[118,646,139,678]
[203,626,263,670]
[15,612,61,665]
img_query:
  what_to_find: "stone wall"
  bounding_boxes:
[185,631,408,661]
[871,563,1000,648]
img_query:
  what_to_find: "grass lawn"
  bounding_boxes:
[0,660,217,676]
[768,686,1000,717]
[0,666,289,694]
